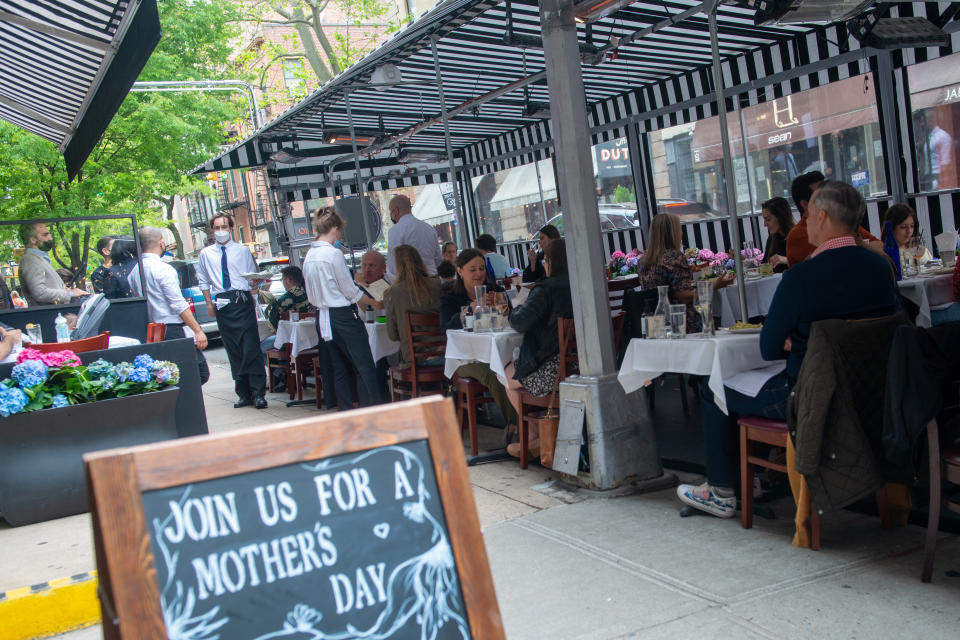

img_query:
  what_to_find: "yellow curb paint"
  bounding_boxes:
[0,573,101,640]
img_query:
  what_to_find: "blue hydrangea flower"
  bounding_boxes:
[619,265,630,275]
[11,360,48,388]
[113,363,134,382]
[0,387,29,417]
[725,259,736,270]
[100,377,115,390]
[0,381,6,391]
[51,394,69,409]
[129,367,151,383]
[133,354,154,369]
[87,358,115,378]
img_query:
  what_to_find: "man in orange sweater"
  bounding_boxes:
[786,171,881,266]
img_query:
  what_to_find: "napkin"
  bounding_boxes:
[935,231,957,254]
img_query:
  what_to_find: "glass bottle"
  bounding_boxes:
[650,285,670,339]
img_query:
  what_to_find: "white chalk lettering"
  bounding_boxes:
[367,562,387,602]
[333,472,356,511]
[351,468,376,508]
[237,543,262,587]
[329,564,389,614]
[317,524,337,565]
[330,573,354,614]
[166,494,238,543]
[394,461,414,499]
[281,534,303,577]
[296,531,323,572]
[255,482,298,526]
[192,554,224,600]
[259,539,287,583]
[315,471,377,514]
[219,550,245,593]
[314,475,334,516]
[277,481,298,522]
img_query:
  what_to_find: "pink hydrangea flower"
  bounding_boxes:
[610,250,626,260]
[714,252,729,262]
[627,249,643,259]
[697,248,715,262]
[16,348,81,368]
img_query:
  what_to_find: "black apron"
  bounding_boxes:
[215,290,266,399]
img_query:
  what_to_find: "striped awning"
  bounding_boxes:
[0,1,161,179]
[193,0,954,193]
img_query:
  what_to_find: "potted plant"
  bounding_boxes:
[0,350,181,526]
[607,249,643,279]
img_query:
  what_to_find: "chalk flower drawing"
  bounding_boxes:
[151,486,229,640]
[150,445,467,640]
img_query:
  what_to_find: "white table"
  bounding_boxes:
[1,335,142,364]
[274,318,399,360]
[444,328,524,384]
[713,273,782,327]
[618,332,786,415]
[897,272,954,328]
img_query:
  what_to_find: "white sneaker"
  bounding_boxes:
[677,482,736,518]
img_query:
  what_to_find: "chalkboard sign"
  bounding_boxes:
[84,397,503,640]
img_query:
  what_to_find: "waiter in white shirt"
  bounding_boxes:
[196,215,267,409]
[132,227,210,384]
[386,195,443,280]
[302,207,384,409]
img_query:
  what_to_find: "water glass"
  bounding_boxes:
[474,285,487,303]
[474,306,491,332]
[668,304,686,339]
[26,323,42,345]
[695,281,714,337]
[646,314,664,340]
[290,311,299,322]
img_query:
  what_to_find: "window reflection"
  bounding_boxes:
[909,53,960,192]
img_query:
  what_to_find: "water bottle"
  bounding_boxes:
[365,305,375,323]
[55,313,70,343]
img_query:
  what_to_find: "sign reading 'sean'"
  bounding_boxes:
[140,440,469,640]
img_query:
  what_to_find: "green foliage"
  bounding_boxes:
[0,0,249,271]
[612,184,636,204]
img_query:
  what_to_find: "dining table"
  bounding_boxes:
[896,270,954,328]
[444,328,524,385]
[712,273,782,327]
[274,318,399,361]
[618,330,786,415]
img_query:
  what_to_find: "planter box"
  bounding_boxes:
[0,387,180,526]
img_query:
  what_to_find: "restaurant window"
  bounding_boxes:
[649,73,886,220]
[366,182,459,249]
[472,159,559,243]
[593,137,640,231]
[908,53,960,192]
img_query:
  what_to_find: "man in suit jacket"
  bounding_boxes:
[18,223,87,306]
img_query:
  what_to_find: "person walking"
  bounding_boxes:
[196,214,267,409]
[133,227,210,384]
[303,207,385,409]
[386,194,443,279]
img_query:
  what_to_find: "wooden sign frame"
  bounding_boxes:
[84,396,504,639]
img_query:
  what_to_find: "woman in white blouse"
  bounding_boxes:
[302,207,384,408]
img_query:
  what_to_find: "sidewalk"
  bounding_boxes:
[5,347,960,639]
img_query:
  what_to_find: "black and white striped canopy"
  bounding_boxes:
[0,0,161,179]
[193,0,813,180]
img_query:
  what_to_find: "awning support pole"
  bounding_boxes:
[709,2,748,322]
[540,0,663,491]
[431,36,469,251]
[344,90,375,249]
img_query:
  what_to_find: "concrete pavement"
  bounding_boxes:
[4,347,959,639]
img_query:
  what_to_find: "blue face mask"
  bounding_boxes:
[333,239,344,249]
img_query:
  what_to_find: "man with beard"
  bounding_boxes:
[18,223,88,306]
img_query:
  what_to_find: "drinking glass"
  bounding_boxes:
[26,323,42,345]
[474,285,487,303]
[474,306,491,332]
[669,304,686,339]
[695,281,714,337]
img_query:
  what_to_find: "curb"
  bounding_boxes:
[0,572,100,640]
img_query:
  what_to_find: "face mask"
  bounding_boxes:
[214,230,231,243]
[333,239,344,249]
[38,240,54,252]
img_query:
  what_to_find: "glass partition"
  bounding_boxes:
[908,52,960,192]
[473,159,559,243]
[0,214,141,312]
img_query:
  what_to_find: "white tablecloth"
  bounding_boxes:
[1,335,141,363]
[274,319,398,360]
[714,273,782,327]
[444,329,524,383]
[897,273,954,328]
[617,332,786,415]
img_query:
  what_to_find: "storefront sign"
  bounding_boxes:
[594,138,631,179]
[84,397,504,640]
[439,183,457,211]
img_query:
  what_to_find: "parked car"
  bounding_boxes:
[656,199,720,222]
[528,205,638,240]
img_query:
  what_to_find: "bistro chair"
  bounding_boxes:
[266,342,293,393]
[25,331,110,353]
[452,374,496,457]
[388,312,446,401]
[516,317,578,469]
[291,347,319,402]
[606,274,638,315]
[146,323,166,343]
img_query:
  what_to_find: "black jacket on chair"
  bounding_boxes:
[509,271,573,380]
[787,313,912,512]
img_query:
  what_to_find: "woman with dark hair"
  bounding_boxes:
[90,235,116,293]
[302,207,384,409]
[439,249,516,427]
[384,244,442,366]
[102,236,139,299]
[523,223,560,283]
[638,214,732,332]
[503,238,573,459]
[761,197,793,273]
[883,203,932,271]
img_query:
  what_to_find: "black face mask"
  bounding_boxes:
[38,240,54,252]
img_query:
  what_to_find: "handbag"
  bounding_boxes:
[530,359,562,468]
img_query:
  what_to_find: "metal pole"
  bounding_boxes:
[344,90,375,249]
[431,37,469,252]
[131,80,263,130]
[709,3,748,323]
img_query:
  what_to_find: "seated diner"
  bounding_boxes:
[882,203,932,273]
[761,197,793,273]
[384,245,442,366]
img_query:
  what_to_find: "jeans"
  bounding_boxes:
[699,370,790,489]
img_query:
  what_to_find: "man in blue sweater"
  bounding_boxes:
[678,181,901,517]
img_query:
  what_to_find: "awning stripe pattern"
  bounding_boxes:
[0,0,161,178]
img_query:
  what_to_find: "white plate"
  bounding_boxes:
[725,327,762,334]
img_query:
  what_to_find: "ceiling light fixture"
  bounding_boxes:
[741,0,876,25]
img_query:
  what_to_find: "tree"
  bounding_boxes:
[241,0,404,102]
[0,0,250,269]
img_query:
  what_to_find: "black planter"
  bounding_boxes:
[0,387,180,526]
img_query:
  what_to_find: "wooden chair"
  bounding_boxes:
[739,416,821,550]
[146,323,166,343]
[25,331,110,353]
[606,275,638,315]
[516,317,578,469]
[453,374,496,457]
[922,379,960,582]
[388,312,446,401]
[266,342,293,393]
